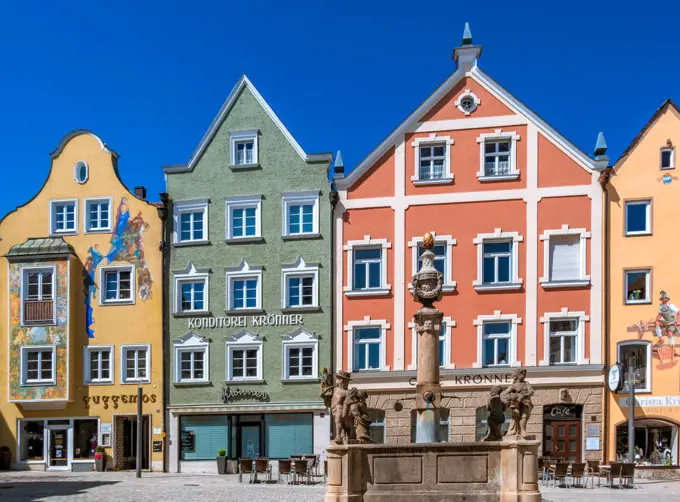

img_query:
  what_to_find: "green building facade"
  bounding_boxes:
[164,76,333,473]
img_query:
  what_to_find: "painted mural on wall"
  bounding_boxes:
[9,260,68,401]
[627,290,680,369]
[84,196,153,338]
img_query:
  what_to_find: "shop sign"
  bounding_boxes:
[450,373,512,386]
[181,431,195,451]
[619,396,680,408]
[221,385,268,403]
[586,437,600,451]
[153,441,163,453]
[83,394,158,410]
[188,314,304,330]
[544,405,581,419]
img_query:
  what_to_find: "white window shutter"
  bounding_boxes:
[549,235,580,281]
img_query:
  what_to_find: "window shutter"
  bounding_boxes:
[265,414,313,459]
[180,415,229,460]
[549,235,580,281]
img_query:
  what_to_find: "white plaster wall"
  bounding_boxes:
[313,411,330,456]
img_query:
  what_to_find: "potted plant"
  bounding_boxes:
[0,446,11,471]
[95,446,107,472]
[216,449,227,474]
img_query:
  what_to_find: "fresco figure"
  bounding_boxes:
[106,196,130,263]
[655,290,679,342]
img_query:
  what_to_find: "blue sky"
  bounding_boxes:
[1,1,678,216]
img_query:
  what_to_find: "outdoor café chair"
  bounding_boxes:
[323,460,328,486]
[277,459,293,484]
[238,458,255,483]
[570,463,586,488]
[543,459,555,486]
[620,463,635,488]
[552,462,569,488]
[255,457,271,483]
[606,462,623,488]
[294,459,311,485]
[306,454,318,476]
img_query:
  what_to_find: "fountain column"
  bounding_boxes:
[412,233,444,443]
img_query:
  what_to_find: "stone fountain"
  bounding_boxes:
[324,234,541,502]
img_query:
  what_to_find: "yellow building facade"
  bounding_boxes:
[605,100,680,466]
[0,131,164,471]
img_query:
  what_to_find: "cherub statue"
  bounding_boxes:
[483,385,506,441]
[347,388,372,442]
[321,370,352,443]
[500,368,534,438]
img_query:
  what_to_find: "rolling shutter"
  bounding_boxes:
[265,413,313,459]
[180,415,229,460]
[549,235,580,281]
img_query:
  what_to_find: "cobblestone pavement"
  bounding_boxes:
[0,471,678,501]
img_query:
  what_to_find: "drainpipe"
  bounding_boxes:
[157,193,170,473]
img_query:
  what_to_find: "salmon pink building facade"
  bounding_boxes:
[332,27,608,461]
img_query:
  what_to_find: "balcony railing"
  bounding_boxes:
[484,160,510,177]
[24,299,54,324]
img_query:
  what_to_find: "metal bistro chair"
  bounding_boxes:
[294,459,311,485]
[323,460,328,486]
[277,459,293,484]
[543,459,555,486]
[585,460,601,488]
[552,462,570,488]
[254,457,272,483]
[238,458,255,483]
[570,463,586,488]
[620,463,635,488]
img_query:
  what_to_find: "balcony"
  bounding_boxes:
[24,299,54,324]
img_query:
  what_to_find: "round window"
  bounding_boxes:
[74,161,88,184]
[461,96,475,112]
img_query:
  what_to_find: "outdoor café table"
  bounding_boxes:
[599,465,611,487]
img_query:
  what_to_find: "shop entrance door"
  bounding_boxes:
[240,425,260,459]
[119,416,150,470]
[552,421,581,461]
[47,426,70,470]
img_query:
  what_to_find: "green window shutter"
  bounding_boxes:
[265,414,313,459]
[180,415,229,460]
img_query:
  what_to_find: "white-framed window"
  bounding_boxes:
[174,333,209,384]
[625,200,652,236]
[225,195,262,241]
[618,341,652,393]
[539,309,589,366]
[369,410,386,443]
[281,256,319,309]
[343,235,391,297]
[230,130,259,167]
[473,229,523,291]
[408,317,456,370]
[83,198,112,233]
[226,260,262,311]
[411,134,454,184]
[625,268,651,304]
[20,346,56,385]
[476,130,521,181]
[455,89,480,115]
[408,233,457,292]
[661,147,675,170]
[173,262,210,314]
[473,311,521,368]
[225,331,263,381]
[84,345,114,384]
[345,317,390,372]
[173,199,209,244]
[539,225,591,288]
[120,345,150,383]
[282,329,318,380]
[282,191,320,237]
[74,160,88,184]
[50,199,78,235]
[99,265,135,304]
[21,266,56,325]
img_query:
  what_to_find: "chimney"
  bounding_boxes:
[333,150,345,180]
[593,132,609,170]
[134,186,147,200]
[452,22,483,72]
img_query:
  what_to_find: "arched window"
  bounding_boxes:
[368,409,385,444]
[475,405,512,441]
[618,341,651,393]
[74,161,88,184]
[615,418,678,465]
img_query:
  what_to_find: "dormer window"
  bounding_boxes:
[230,130,259,168]
[661,147,675,170]
[74,161,88,184]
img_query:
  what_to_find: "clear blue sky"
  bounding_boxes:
[1,1,678,216]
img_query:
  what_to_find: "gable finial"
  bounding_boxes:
[462,22,472,46]
[594,132,608,157]
[334,150,345,179]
